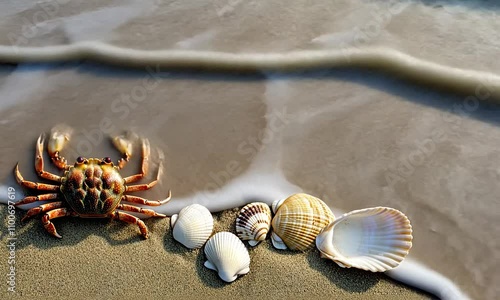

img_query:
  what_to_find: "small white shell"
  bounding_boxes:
[204,232,250,282]
[316,207,413,272]
[171,204,214,249]
[235,202,272,246]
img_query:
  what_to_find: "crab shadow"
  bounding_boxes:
[0,207,165,250]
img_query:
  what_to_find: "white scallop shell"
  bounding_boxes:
[271,193,335,251]
[204,232,250,282]
[235,202,272,246]
[170,204,214,249]
[315,207,413,272]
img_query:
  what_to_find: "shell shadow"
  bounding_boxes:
[193,208,243,289]
[263,236,305,258]
[162,231,228,289]
[160,222,229,288]
[305,247,381,293]
[194,239,258,288]
[189,207,265,288]
[263,238,381,293]
[305,248,434,297]
[194,247,231,289]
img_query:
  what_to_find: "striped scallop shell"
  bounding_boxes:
[315,207,413,272]
[204,232,251,283]
[271,193,335,251]
[235,202,272,246]
[170,204,214,249]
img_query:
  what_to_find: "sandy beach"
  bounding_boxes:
[0,206,430,299]
[1,1,500,299]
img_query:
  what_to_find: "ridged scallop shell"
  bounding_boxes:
[204,232,250,282]
[315,207,413,272]
[271,193,335,251]
[235,202,272,246]
[170,204,214,249]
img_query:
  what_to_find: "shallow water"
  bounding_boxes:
[1,1,499,299]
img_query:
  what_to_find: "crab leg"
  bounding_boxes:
[121,190,171,206]
[116,203,166,217]
[109,211,149,239]
[21,201,64,222]
[15,193,59,206]
[35,135,62,182]
[125,162,162,190]
[15,164,60,191]
[47,126,72,170]
[122,139,151,182]
[42,208,75,238]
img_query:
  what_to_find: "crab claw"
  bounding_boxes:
[48,124,72,157]
[112,134,135,169]
[112,134,133,159]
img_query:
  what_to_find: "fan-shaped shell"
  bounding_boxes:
[235,202,272,246]
[204,232,250,283]
[315,207,413,272]
[271,193,335,251]
[170,204,214,249]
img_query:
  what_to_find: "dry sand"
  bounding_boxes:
[0,207,430,299]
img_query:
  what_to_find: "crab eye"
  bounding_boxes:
[76,156,85,164]
[103,157,112,164]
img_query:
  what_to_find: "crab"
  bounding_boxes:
[14,127,171,239]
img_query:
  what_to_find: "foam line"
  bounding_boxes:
[386,259,470,300]
[0,42,499,99]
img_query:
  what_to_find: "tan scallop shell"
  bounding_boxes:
[204,232,251,283]
[271,193,335,251]
[235,202,272,246]
[170,204,214,249]
[315,207,413,272]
